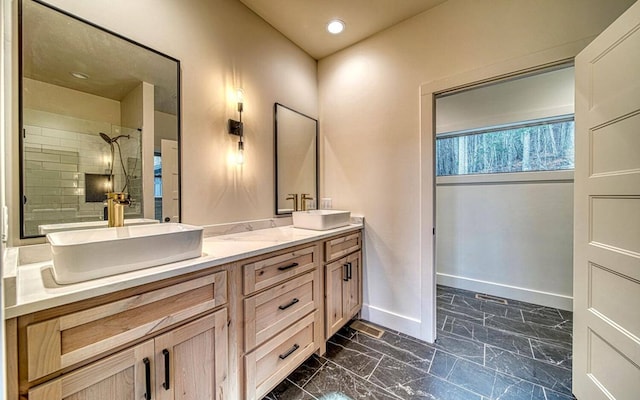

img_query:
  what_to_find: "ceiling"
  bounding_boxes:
[239,0,447,59]
[23,0,179,115]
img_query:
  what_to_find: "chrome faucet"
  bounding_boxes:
[107,192,130,227]
[301,194,314,211]
[286,193,299,212]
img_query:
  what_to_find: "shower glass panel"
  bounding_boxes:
[22,110,142,237]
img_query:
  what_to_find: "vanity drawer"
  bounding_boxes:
[243,245,318,295]
[325,231,361,262]
[244,270,319,351]
[245,311,319,400]
[24,270,227,382]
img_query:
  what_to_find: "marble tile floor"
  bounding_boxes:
[263,285,575,400]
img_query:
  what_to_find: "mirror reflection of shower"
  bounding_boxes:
[99,129,141,199]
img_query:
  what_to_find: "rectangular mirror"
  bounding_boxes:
[274,103,318,215]
[19,0,181,238]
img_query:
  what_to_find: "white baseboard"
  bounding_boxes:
[436,273,573,311]
[361,304,423,340]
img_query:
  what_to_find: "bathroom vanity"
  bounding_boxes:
[4,223,363,400]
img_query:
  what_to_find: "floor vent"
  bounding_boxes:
[350,320,384,339]
[475,293,508,305]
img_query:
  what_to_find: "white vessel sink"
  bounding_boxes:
[292,210,351,231]
[38,218,159,235]
[47,223,203,284]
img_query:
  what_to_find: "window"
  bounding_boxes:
[154,154,162,197]
[436,117,574,176]
[435,64,575,177]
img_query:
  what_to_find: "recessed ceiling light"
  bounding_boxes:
[327,19,345,35]
[70,72,89,80]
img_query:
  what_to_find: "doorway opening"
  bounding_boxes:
[427,62,577,398]
[433,63,576,310]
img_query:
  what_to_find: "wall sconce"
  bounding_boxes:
[228,88,244,164]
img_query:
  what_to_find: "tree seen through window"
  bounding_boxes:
[436,119,574,176]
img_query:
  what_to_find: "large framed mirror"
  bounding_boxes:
[19,0,181,238]
[274,103,318,215]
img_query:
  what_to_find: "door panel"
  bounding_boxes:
[325,260,346,337]
[65,368,135,400]
[344,253,362,319]
[589,263,640,338]
[161,139,179,222]
[573,1,640,398]
[172,328,214,399]
[587,329,640,400]
[154,309,228,400]
[591,113,640,174]
[590,196,640,253]
[28,340,153,400]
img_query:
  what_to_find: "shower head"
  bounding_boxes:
[99,132,131,143]
[99,132,113,143]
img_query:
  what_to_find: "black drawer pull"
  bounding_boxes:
[162,349,170,390]
[279,344,300,360]
[278,262,299,271]
[343,263,349,282]
[278,298,300,310]
[143,357,151,400]
[347,262,353,280]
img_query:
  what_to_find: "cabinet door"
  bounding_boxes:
[29,340,154,400]
[325,258,348,338]
[325,251,363,338]
[344,252,362,319]
[154,309,228,400]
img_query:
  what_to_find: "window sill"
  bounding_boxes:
[436,170,574,186]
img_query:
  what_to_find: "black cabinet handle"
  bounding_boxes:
[143,357,151,400]
[278,298,300,310]
[343,263,349,282]
[162,349,170,390]
[278,262,299,271]
[347,262,353,280]
[279,344,300,360]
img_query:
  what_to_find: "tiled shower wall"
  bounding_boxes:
[23,109,142,236]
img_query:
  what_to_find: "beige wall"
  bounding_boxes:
[8,0,318,244]
[436,66,575,134]
[154,111,178,151]
[318,0,634,336]
[120,83,144,130]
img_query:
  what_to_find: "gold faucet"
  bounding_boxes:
[107,192,130,227]
[286,193,299,212]
[301,194,314,211]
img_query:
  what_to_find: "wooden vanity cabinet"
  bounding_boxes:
[28,310,228,400]
[324,232,363,338]
[6,228,365,400]
[15,267,229,400]
[241,243,324,400]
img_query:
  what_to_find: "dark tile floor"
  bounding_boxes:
[263,285,575,400]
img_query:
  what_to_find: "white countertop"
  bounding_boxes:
[4,223,362,319]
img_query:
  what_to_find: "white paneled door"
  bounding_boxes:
[573,1,640,398]
[161,139,179,222]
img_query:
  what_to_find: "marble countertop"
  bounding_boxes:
[4,223,362,319]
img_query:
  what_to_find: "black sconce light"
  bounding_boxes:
[228,88,244,164]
